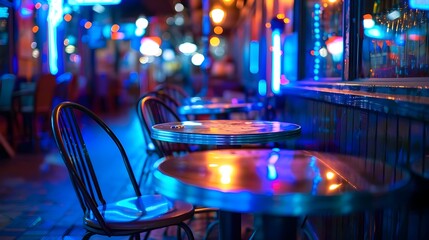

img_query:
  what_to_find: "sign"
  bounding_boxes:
[0,7,8,18]
[68,0,121,5]
[409,0,429,10]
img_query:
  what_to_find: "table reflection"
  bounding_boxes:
[179,97,263,119]
[154,148,410,215]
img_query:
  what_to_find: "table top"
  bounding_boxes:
[178,102,263,115]
[151,120,301,145]
[183,96,254,105]
[153,149,411,216]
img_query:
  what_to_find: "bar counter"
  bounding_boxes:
[281,80,429,121]
[278,79,429,239]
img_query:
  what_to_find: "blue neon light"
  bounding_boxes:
[409,0,429,10]
[47,0,63,75]
[258,79,267,96]
[249,41,259,74]
[283,32,298,81]
[68,0,121,5]
[312,4,321,81]
[271,29,281,94]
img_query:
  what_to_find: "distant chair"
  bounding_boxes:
[138,96,218,236]
[136,95,190,187]
[137,91,186,149]
[154,83,190,105]
[18,74,57,149]
[139,95,191,158]
[51,101,195,240]
[0,74,16,145]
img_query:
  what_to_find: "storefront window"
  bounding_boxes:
[304,0,344,80]
[361,0,429,78]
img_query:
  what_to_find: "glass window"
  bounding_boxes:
[361,0,429,78]
[304,0,344,80]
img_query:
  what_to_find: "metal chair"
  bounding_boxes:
[154,83,190,106]
[51,101,195,240]
[137,95,191,187]
[18,74,57,149]
[138,96,218,238]
[136,91,187,187]
[139,95,191,158]
[137,91,187,148]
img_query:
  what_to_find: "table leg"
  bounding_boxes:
[219,211,241,240]
[253,214,298,240]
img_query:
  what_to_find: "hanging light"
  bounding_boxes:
[210,7,225,24]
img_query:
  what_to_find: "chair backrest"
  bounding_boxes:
[51,101,142,234]
[154,84,189,105]
[136,91,180,152]
[139,96,191,157]
[0,74,16,111]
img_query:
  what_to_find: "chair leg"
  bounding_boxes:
[203,220,219,240]
[143,230,152,240]
[129,233,141,240]
[177,224,182,240]
[300,216,319,240]
[82,231,95,240]
[178,222,194,240]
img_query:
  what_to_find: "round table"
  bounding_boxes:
[151,119,302,145]
[153,149,411,239]
[178,102,263,116]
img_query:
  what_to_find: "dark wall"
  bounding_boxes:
[275,91,429,239]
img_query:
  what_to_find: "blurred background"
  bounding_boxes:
[1,0,428,109]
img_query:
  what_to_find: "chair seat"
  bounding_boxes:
[85,195,194,231]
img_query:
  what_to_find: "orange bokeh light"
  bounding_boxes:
[111,24,120,32]
[84,21,92,29]
[213,26,223,35]
[64,14,72,22]
[32,26,39,33]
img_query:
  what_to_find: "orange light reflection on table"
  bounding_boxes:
[208,163,234,185]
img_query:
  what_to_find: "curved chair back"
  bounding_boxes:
[51,101,195,239]
[139,96,191,157]
[137,91,182,153]
[51,101,142,235]
[0,74,16,111]
[154,84,189,106]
